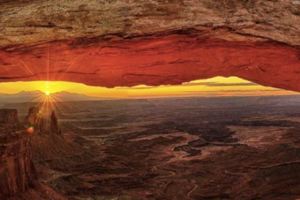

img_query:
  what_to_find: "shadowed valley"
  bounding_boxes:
[1,96,300,199]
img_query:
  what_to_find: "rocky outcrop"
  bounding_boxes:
[50,111,61,135]
[0,108,66,200]
[0,126,37,199]
[0,0,299,91]
[0,0,299,47]
[25,107,40,128]
[25,107,61,135]
[0,136,37,199]
[0,109,18,125]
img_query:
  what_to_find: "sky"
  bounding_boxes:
[0,76,297,99]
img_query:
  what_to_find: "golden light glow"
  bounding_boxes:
[26,126,34,135]
[0,76,298,99]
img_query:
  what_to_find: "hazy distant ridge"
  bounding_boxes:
[0,91,101,103]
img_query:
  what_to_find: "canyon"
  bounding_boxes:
[0,1,300,199]
[1,96,300,199]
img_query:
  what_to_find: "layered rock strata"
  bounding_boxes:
[0,109,37,198]
[25,107,61,135]
[0,0,299,91]
[0,108,65,200]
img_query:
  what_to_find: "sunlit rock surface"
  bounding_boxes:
[0,0,299,90]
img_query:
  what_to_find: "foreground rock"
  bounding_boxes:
[0,109,66,200]
[0,111,36,198]
[0,0,299,91]
[0,109,18,125]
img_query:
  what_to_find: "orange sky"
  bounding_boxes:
[0,76,298,99]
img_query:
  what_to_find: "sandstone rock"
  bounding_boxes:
[0,0,299,91]
[0,119,37,198]
[25,107,40,127]
[0,109,18,125]
[0,0,299,46]
[0,109,66,200]
[25,107,61,135]
[25,107,46,134]
[50,111,61,135]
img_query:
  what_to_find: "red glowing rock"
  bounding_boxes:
[0,32,299,92]
[0,0,299,91]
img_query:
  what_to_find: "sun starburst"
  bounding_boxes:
[45,91,50,96]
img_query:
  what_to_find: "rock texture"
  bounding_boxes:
[0,109,18,125]
[0,108,66,200]
[25,107,61,135]
[50,111,60,135]
[0,0,299,91]
[0,139,35,198]
[0,119,36,198]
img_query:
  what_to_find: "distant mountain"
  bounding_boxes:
[0,91,41,103]
[51,91,101,102]
[1,90,300,105]
[0,91,101,103]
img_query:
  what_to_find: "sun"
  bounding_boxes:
[45,91,51,96]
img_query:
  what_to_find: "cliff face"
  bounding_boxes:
[0,109,66,200]
[25,107,61,136]
[0,109,37,199]
[50,111,61,135]
[0,0,299,91]
[0,109,18,125]
[0,134,37,198]
[24,106,77,170]
[0,0,299,46]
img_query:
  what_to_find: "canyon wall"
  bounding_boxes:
[0,109,37,198]
[0,109,66,200]
[0,109,18,125]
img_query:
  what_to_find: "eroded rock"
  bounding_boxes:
[0,109,18,125]
[0,109,35,198]
[0,0,299,91]
[0,107,66,199]
[25,107,61,135]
